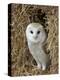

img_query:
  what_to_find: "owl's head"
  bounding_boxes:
[26,23,47,44]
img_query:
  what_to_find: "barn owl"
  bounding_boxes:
[26,23,50,70]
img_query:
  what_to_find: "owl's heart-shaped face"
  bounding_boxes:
[26,23,47,43]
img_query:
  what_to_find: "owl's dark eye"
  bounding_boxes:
[30,30,33,34]
[37,31,40,34]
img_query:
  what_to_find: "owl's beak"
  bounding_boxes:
[33,35,38,39]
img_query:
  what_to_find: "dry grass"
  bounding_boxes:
[9,4,58,76]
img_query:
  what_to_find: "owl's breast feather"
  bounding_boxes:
[28,42,49,64]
